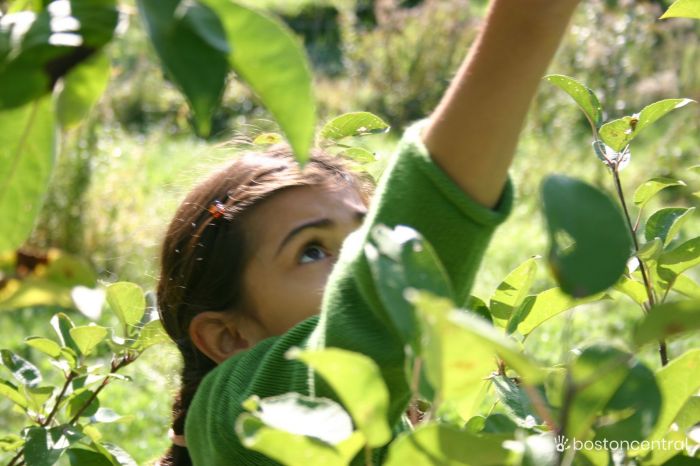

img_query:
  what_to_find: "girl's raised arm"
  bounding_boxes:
[423,0,581,208]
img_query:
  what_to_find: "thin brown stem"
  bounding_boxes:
[611,168,668,366]
[41,371,77,427]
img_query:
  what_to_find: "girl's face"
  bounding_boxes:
[241,184,367,340]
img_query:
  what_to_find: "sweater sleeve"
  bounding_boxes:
[310,120,513,422]
[185,121,512,466]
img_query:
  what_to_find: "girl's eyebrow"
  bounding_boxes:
[275,210,367,258]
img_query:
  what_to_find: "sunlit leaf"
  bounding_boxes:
[645,207,694,246]
[661,0,700,19]
[338,147,376,164]
[385,423,511,466]
[199,0,315,162]
[290,347,391,447]
[69,324,108,356]
[24,385,54,413]
[633,178,686,209]
[319,112,390,142]
[671,274,700,299]
[489,257,538,326]
[637,238,664,261]
[542,176,631,297]
[0,379,28,408]
[67,448,114,466]
[615,276,648,306]
[545,74,602,129]
[56,52,111,129]
[252,132,283,145]
[133,319,169,352]
[0,349,41,387]
[491,375,541,427]
[106,282,145,333]
[50,312,80,355]
[137,0,228,137]
[25,337,61,358]
[0,96,55,253]
[658,236,700,278]
[647,349,700,442]
[634,300,700,346]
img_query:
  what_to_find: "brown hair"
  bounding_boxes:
[156,146,373,466]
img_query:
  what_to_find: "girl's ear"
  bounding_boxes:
[188,311,251,364]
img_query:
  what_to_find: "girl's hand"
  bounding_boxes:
[422,0,581,208]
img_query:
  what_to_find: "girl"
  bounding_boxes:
[156,1,581,464]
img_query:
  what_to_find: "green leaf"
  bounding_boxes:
[338,147,376,164]
[24,425,83,466]
[385,423,511,466]
[489,257,538,326]
[105,282,145,332]
[92,442,137,466]
[24,385,54,413]
[600,99,695,152]
[236,393,358,466]
[633,178,686,209]
[0,433,24,452]
[133,319,169,352]
[671,274,700,299]
[290,347,391,447]
[615,276,648,305]
[647,349,700,441]
[319,112,390,142]
[638,238,664,261]
[1,349,41,387]
[542,176,632,297]
[593,359,661,442]
[661,0,700,19]
[69,324,108,356]
[634,300,700,346]
[645,207,695,246]
[89,407,130,424]
[658,236,700,277]
[0,96,55,253]
[200,0,315,162]
[136,0,228,137]
[364,225,453,351]
[50,313,80,355]
[56,52,111,129]
[491,375,541,427]
[507,288,605,336]
[0,379,28,408]
[67,448,114,466]
[252,132,283,145]
[25,337,61,359]
[66,389,100,419]
[544,75,602,129]
[568,345,631,439]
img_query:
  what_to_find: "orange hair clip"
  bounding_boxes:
[207,201,227,219]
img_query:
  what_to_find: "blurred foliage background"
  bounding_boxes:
[2,0,699,463]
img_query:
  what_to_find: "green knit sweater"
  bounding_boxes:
[185,122,514,465]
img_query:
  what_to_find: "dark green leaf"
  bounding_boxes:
[634,300,700,346]
[67,448,114,466]
[199,0,315,162]
[56,51,110,129]
[319,112,390,142]
[568,345,631,439]
[385,423,511,466]
[1,349,41,387]
[491,375,540,427]
[544,75,602,129]
[66,389,99,419]
[489,257,538,326]
[593,359,661,442]
[542,176,632,297]
[633,178,686,209]
[290,348,391,447]
[645,207,694,246]
[364,224,453,351]
[50,313,80,355]
[0,96,55,253]
[136,0,228,137]
[647,349,700,442]
[24,425,83,466]
[482,413,518,434]
[661,0,700,20]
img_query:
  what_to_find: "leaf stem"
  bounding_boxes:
[610,167,668,366]
[41,371,77,428]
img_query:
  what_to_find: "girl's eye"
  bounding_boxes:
[299,243,329,264]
